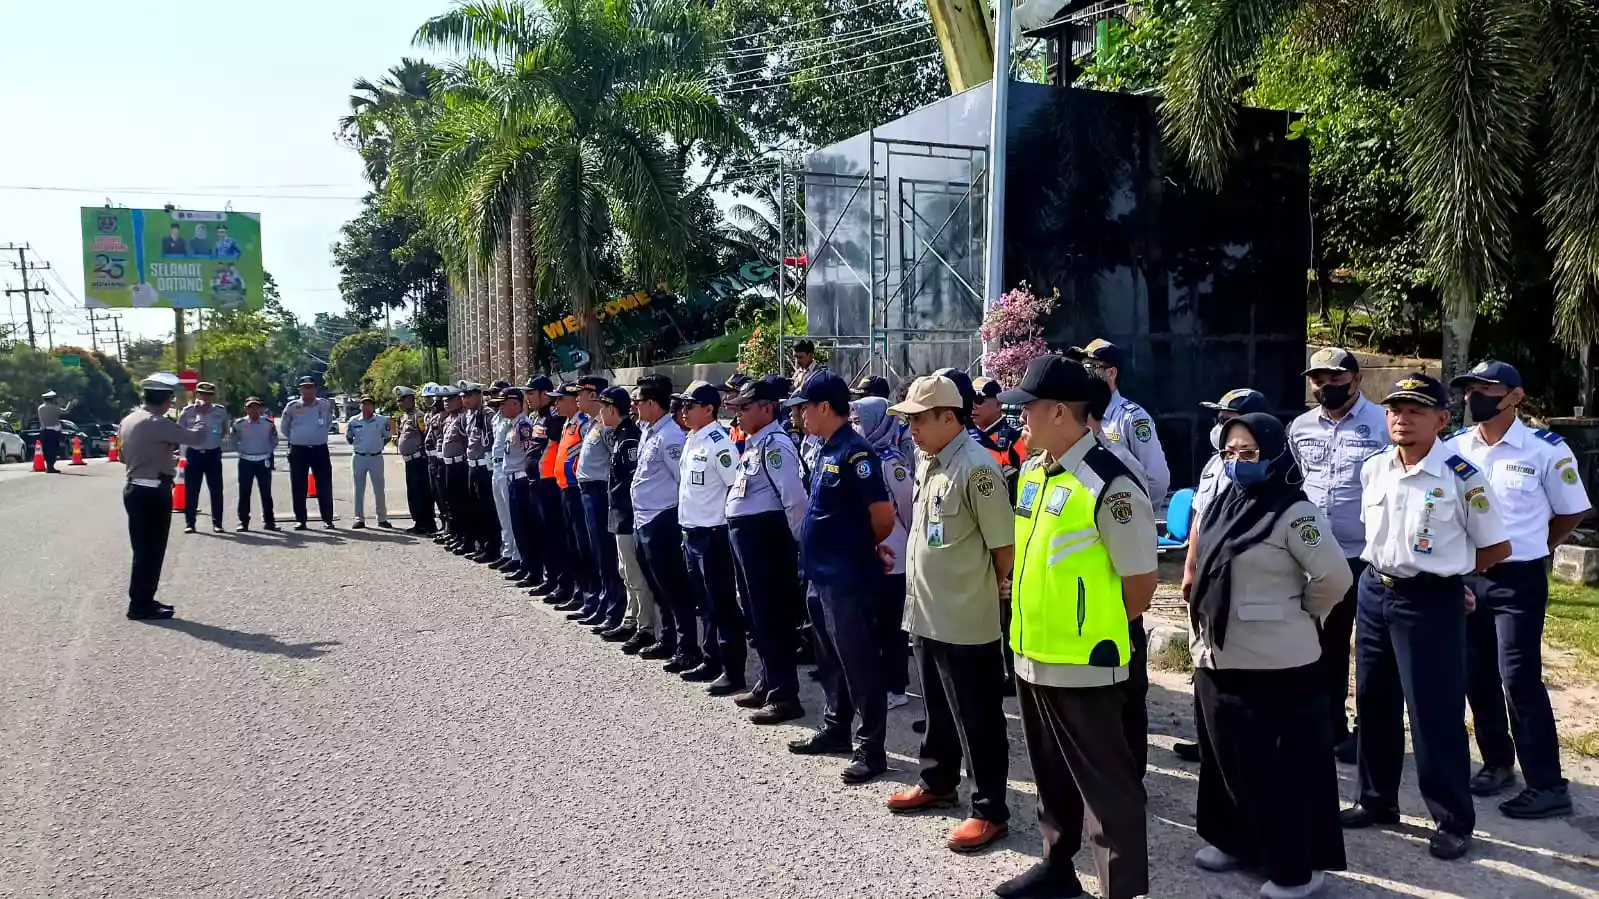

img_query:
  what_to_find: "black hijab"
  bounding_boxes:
[1190,413,1306,650]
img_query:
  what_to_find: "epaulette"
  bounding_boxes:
[1445,427,1470,441]
[708,429,724,443]
[1446,455,1479,480]
[1533,428,1566,446]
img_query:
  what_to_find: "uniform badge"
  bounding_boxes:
[1018,481,1040,514]
[691,470,705,485]
[1045,485,1070,515]
[766,449,783,470]
[972,468,997,498]
[1356,424,1370,438]
[1471,495,1491,512]
[1132,419,1153,443]
[1110,499,1134,524]
[667,445,682,461]
[1106,431,1122,443]
[893,463,908,482]
[1430,487,1445,498]
[627,446,639,462]
[1299,524,1321,546]
[854,459,872,479]
[718,451,733,468]
[709,430,724,443]
[1564,467,1580,485]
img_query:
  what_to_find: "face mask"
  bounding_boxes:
[1468,392,1506,423]
[1313,383,1352,410]
[1209,424,1224,451]
[1085,364,1110,383]
[1225,458,1271,487]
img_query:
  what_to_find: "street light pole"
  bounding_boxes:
[981,0,1014,375]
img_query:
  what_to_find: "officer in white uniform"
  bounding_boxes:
[1445,360,1589,819]
[1342,373,1510,862]
[1069,338,1171,504]
[675,380,747,694]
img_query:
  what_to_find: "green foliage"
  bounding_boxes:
[333,196,449,349]
[686,326,755,365]
[736,303,809,377]
[48,347,139,424]
[0,345,89,425]
[360,344,443,404]
[1078,0,1192,92]
[327,331,391,393]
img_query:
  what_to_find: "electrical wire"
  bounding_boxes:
[718,34,939,90]
[0,185,364,202]
[715,50,942,96]
[719,0,897,44]
[722,15,926,59]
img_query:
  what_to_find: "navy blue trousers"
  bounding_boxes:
[683,524,745,679]
[560,486,595,607]
[236,457,275,525]
[183,447,224,527]
[636,509,694,657]
[1467,559,1564,790]
[580,481,625,623]
[507,476,542,582]
[809,578,887,760]
[534,478,569,595]
[729,512,802,703]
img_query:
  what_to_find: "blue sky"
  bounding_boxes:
[0,0,448,343]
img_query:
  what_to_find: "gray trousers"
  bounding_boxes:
[351,453,388,522]
[617,532,657,633]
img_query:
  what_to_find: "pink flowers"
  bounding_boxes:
[979,283,1055,387]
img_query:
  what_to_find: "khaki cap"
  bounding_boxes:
[888,375,963,415]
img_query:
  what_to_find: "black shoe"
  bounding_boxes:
[378,521,394,529]
[1173,741,1201,763]
[238,522,250,532]
[1469,764,1517,797]
[1428,829,1471,860]
[750,701,805,725]
[352,520,367,529]
[183,524,197,534]
[539,591,568,606]
[1499,786,1573,819]
[212,523,225,533]
[263,523,281,532]
[994,860,1085,899]
[732,690,769,710]
[1334,735,1358,765]
[663,654,700,674]
[620,631,653,654]
[323,522,336,531]
[578,611,608,627]
[405,524,427,534]
[638,641,675,660]
[680,663,722,683]
[565,608,593,621]
[295,521,309,531]
[1340,805,1399,829]
[787,732,852,756]
[807,667,824,681]
[530,580,559,595]
[556,598,585,613]
[512,577,539,590]
[488,557,511,571]
[452,544,471,555]
[126,606,176,621]
[707,674,746,696]
[601,624,635,643]
[840,755,888,784]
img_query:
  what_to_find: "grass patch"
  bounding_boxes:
[1150,635,1193,673]
[1546,579,1599,680]
[1560,730,1599,760]
[686,324,753,365]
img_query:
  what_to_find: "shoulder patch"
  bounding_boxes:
[1289,515,1316,529]
[717,450,733,468]
[1298,523,1322,546]
[667,444,682,461]
[1109,499,1134,524]
[1446,455,1479,480]
[709,430,724,442]
[1132,418,1153,443]
[893,463,908,481]
[971,467,997,497]
[1534,428,1566,446]
[853,458,873,479]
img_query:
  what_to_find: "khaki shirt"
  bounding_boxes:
[905,431,1015,645]
[118,406,207,482]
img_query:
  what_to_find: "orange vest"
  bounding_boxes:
[555,420,584,489]
[539,423,562,480]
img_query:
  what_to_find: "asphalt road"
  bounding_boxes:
[2,450,1596,898]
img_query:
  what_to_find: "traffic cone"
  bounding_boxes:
[307,471,318,498]
[31,441,45,472]
[107,435,120,463]
[171,458,188,512]
[69,436,86,466]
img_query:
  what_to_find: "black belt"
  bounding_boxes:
[355,451,383,456]
[1374,570,1461,589]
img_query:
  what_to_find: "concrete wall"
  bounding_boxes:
[1302,345,1442,408]
[603,363,742,390]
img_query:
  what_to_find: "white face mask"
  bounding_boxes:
[1209,423,1224,451]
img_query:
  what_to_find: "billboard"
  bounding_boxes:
[80,207,263,310]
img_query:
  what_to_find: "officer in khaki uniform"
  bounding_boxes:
[993,354,1158,899]
[885,375,1017,853]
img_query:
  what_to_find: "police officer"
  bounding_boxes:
[234,397,279,531]
[515,375,556,591]
[460,381,500,562]
[498,387,542,594]
[1343,373,1511,861]
[1290,347,1390,762]
[673,380,747,693]
[575,376,624,629]
[345,394,392,529]
[531,377,574,602]
[630,374,695,667]
[994,354,1157,899]
[1068,339,1171,504]
[1194,389,1271,522]
[423,384,451,541]
[597,387,654,649]
[783,371,896,784]
[725,376,809,723]
[552,381,598,616]
[487,383,522,572]
[1447,360,1588,819]
[118,373,207,619]
[178,381,232,533]
[36,389,70,472]
[280,375,336,530]
[394,386,436,535]
[438,385,471,551]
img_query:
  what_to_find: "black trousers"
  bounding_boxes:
[288,444,334,525]
[683,525,745,678]
[404,457,435,531]
[236,458,275,525]
[636,508,692,655]
[443,462,472,539]
[1122,617,1149,778]
[579,481,624,622]
[124,481,173,613]
[729,512,802,703]
[877,572,909,695]
[1468,558,1565,790]
[560,486,595,607]
[1355,567,1474,836]
[1195,664,1346,889]
[508,476,542,582]
[183,447,224,527]
[1320,557,1366,742]
[427,458,447,532]
[40,428,61,470]
[915,636,1010,823]
[1018,680,1149,899]
[469,464,500,554]
[534,478,570,595]
[809,578,886,760]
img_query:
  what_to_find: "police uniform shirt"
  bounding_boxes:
[424,411,443,456]
[800,426,890,585]
[632,416,686,527]
[1359,440,1511,577]
[491,412,515,472]
[679,420,738,528]
[397,410,426,458]
[234,416,278,458]
[465,407,491,463]
[577,413,613,483]
[607,418,643,533]
[726,419,807,537]
[442,410,469,459]
[346,413,390,454]
[529,407,560,477]
[1100,390,1171,501]
[1289,395,1389,558]
[1014,430,1158,689]
[118,406,207,482]
[37,400,63,431]
[1095,429,1149,495]
[905,430,1015,645]
[279,397,333,446]
[1192,452,1225,522]
[503,412,536,475]
[879,447,914,575]
[177,402,231,450]
[1445,419,1591,562]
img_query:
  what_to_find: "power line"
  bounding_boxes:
[0,185,363,201]
[718,34,939,90]
[719,0,898,44]
[722,15,924,58]
[715,51,942,96]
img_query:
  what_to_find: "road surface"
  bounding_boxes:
[1,449,1596,898]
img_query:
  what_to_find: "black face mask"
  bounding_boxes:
[1468,392,1507,423]
[1313,383,1352,410]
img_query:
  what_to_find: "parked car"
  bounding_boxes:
[0,420,25,463]
[19,420,96,458]
[78,423,118,457]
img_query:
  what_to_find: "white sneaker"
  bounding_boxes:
[1193,844,1243,872]
[1261,872,1325,899]
[886,692,910,710]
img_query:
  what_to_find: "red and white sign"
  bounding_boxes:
[178,369,200,391]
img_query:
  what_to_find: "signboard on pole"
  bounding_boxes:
[178,369,200,391]
[80,207,264,311]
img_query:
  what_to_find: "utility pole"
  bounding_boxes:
[81,309,100,352]
[1,244,50,348]
[41,309,57,350]
[108,315,124,360]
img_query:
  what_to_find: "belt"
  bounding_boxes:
[427,450,441,458]
[402,451,425,461]
[1374,570,1461,589]
[189,446,221,453]
[240,453,271,462]
[129,478,164,488]
[356,451,383,456]
[468,457,487,467]
[509,471,528,480]
[444,455,465,464]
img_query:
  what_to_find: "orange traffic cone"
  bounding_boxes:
[31,441,45,472]
[171,457,188,512]
[107,435,120,463]
[69,436,86,466]
[307,471,319,498]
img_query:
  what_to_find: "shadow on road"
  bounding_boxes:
[148,618,341,659]
[337,529,415,544]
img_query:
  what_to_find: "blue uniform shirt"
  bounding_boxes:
[1288,395,1390,557]
[800,426,890,585]
[632,416,686,528]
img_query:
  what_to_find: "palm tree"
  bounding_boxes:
[409,0,748,368]
[1161,0,1599,378]
[340,58,441,190]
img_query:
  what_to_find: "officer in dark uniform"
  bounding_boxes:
[118,373,207,619]
[511,376,555,590]
[395,386,436,535]
[461,381,501,563]
[422,383,449,540]
[531,380,574,604]
[972,376,1028,493]
[783,371,896,784]
[438,386,471,553]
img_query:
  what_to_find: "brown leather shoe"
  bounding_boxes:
[947,817,1007,852]
[886,785,959,813]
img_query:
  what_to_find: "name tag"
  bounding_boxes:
[1412,532,1434,554]
[691,470,705,486]
[926,520,944,547]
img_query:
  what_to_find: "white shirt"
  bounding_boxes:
[1192,453,1225,523]
[1100,390,1170,501]
[631,417,686,527]
[1359,440,1510,577]
[1445,419,1591,562]
[678,421,739,528]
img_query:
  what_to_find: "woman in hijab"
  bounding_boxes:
[1181,412,1352,899]
[852,396,913,707]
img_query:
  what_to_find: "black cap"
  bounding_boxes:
[1303,347,1360,377]
[673,380,723,406]
[998,355,1095,404]
[297,376,317,387]
[524,375,555,393]
[728,377,783,406]
[723,372,751,392]
[598,386,632,414]
[553,381,582,397]
[851,375,890,398]
[577,375,609,391]
[1067,339,1128,371]
[1382,372,1449,409]
[782,371,850,409]
[971,377,1003,399]
[792,338,815,354]
[1200,389,1269,414]
[1449,360,1522,390]
[492,379,512,391]
[500,387,525,403]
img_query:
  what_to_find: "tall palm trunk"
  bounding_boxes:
[510,200,532,380]
[579,284,604,371]
[495,230,513,380]
[1441,290,1477,417]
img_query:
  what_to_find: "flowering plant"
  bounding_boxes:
[978,282,1055,387]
